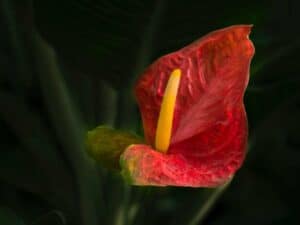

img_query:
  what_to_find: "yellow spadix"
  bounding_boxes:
[155,69,181,153]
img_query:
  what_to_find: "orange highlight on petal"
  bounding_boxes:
[155,69,181,153]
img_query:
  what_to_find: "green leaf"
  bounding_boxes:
[32,31,102,225]
[31,210,66,225]
[0,208,25,225]
[0,91,76,213]
[0,146,50,196]
[0,91,72,184]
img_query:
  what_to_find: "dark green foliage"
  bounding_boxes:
[0,0,300,225]
[0,207,25,225]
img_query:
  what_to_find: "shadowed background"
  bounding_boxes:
[0,0,300,225]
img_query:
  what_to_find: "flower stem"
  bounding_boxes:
[33,32,100,225]
[114,184,131,225]
[187,180,231,225]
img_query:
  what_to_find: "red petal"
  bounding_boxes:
[121,137,245,187]
[128,25,254,186]
[135,25,254,146]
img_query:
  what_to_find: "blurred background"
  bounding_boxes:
[0,0,300,225]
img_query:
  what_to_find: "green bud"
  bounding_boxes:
[86,126,143,169]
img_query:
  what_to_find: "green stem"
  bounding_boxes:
[33,32,100,225]
[187,181,231,225]
[115,88,136,130]
[0,0,31,93]
[96,79,117,126]
[1,0,76,214]
[115,3,168,225]
[114,184,131,225]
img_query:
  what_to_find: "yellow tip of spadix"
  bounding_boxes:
[155,69,181,153]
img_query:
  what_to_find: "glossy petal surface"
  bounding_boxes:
[123,25,254,187]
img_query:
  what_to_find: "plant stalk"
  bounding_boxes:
[33,32,100,225]
[187,181,231,225]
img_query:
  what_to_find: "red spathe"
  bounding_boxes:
[121,25,255,187]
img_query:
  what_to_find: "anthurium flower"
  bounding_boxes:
[120,25,255,187]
